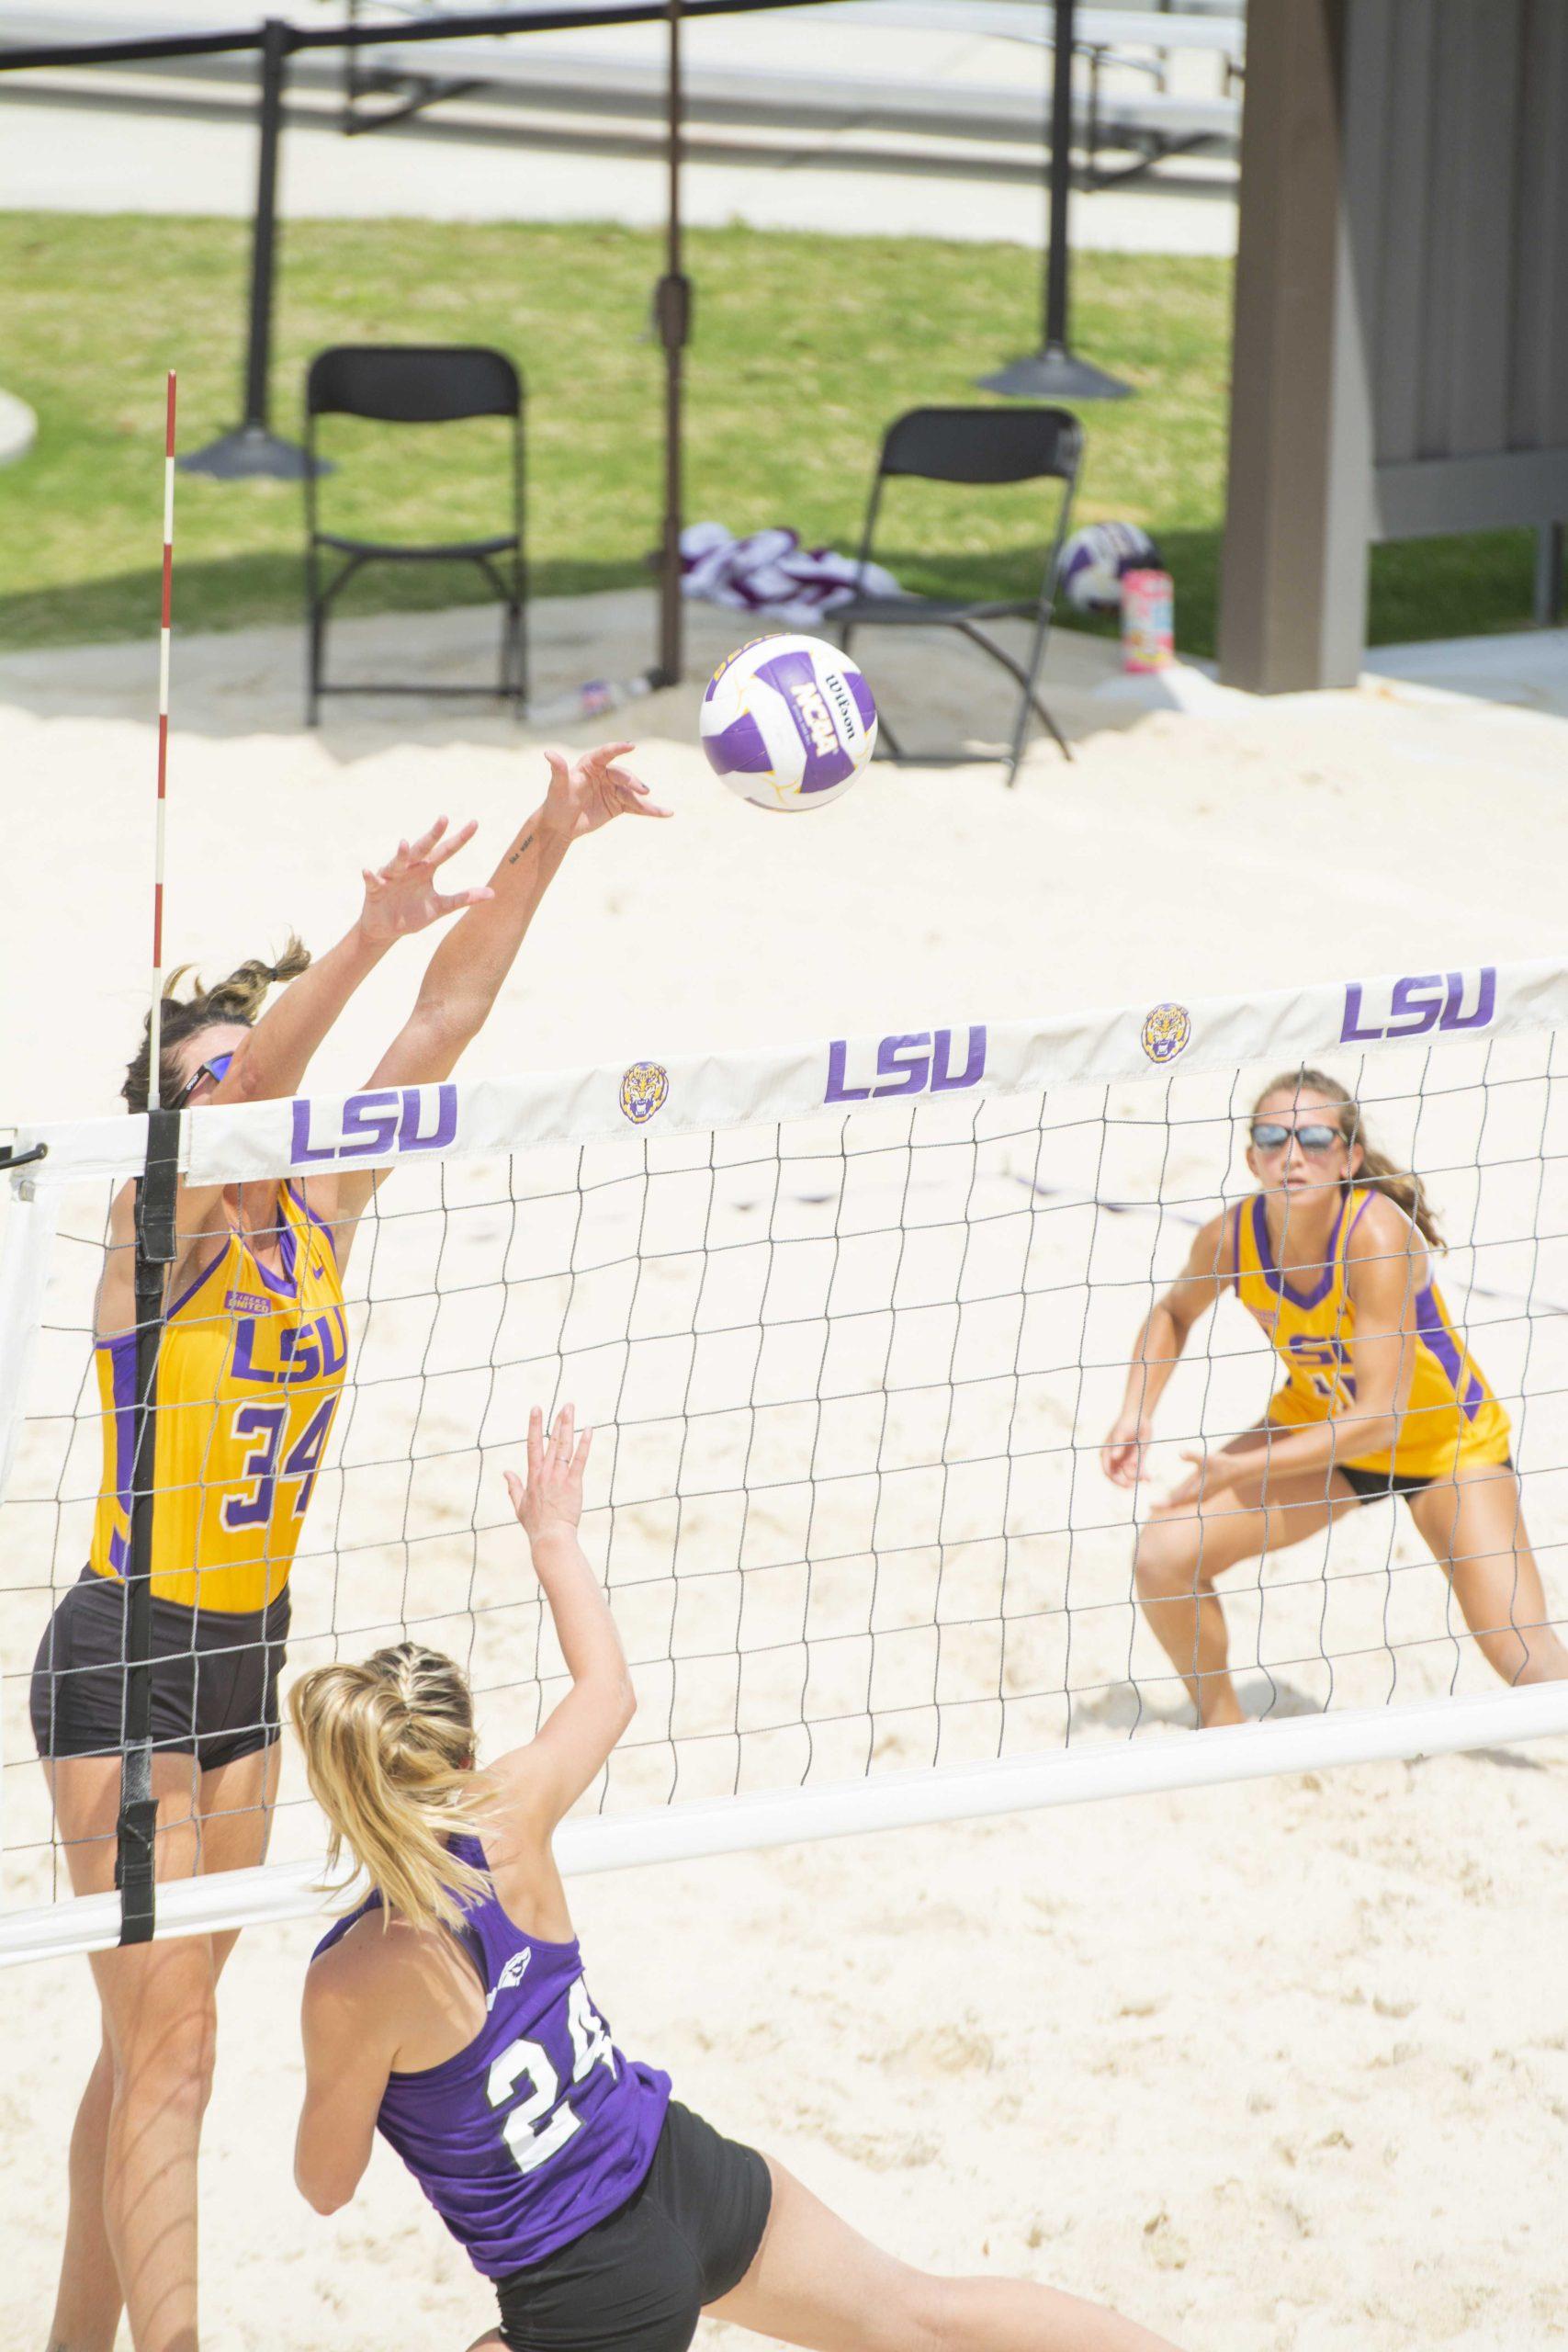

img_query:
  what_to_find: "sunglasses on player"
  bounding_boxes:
[1249,1121,1343,1156]
[171,1050,234,1110]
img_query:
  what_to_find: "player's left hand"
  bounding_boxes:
[505,1405,593,1546]
[540,743,673,842]
[1163,1446,1242,1512]
[358,816,495,942]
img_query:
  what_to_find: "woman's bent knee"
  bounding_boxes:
[1134,1523,1200,1601]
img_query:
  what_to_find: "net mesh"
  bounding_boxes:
[5,989,1568,1936]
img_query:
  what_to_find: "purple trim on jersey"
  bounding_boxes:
[311,1836,670,2277]
[247,1212,299,1297]
[103,1331,138,1563]
[157,1239,231,1329]
[705,709,773,774]
[1415,1285,1484,1421]
[1251,1191,1345,1308]
[288,1182,339,1262]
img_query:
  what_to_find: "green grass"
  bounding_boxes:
[0,211,1543,657]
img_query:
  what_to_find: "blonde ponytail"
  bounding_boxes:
[121,933,312,1114]
[1254,1067,1444,1250]
[288,1644,488,1934]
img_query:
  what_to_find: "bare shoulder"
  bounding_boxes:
[1346,1188,1422,1259]
[470,1761,577,1939]
[1346,1189,1429,1289]
[471,1745,555,1834]
[307,1913,394,2002]
[310,1910,466,2049]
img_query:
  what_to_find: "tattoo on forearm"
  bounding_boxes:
[506,831,537,868]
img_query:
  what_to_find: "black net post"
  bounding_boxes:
[977,0,1132,401]
[652,0,692,688]
[180,19,328,481]
[116,1108,180,1947]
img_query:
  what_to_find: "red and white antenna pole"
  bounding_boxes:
[148,371,176,1114]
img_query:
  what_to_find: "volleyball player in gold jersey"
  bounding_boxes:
[1102,1069,1568,1727]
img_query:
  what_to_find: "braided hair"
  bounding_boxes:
[120,935,311,1113]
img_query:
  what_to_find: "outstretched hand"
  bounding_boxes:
[358,816,495,943]
[1161,1445,1242,1513]
[504,1405,593,1546]
[540,743,673,842]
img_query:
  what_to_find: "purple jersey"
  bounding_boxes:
[311,1834,671,2275]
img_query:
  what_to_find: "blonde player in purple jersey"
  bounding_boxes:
[1102,1069,1568,1727]
[32,744,670,2352]
[293,1407,1183,2352]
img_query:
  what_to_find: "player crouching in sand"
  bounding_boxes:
[291,1406,1183,2352]
[1102,1069,1568,1727]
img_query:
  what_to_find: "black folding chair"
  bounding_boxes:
[835,405,1084,785]
[304,345,526,723]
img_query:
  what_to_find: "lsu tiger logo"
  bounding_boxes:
[1140,1002,1191,1065]
[619,1062,670,1125]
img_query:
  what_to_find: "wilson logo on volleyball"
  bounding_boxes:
[1339,967,1496,1044]
[825,1026,987,1102]
[289,1084,458,1164]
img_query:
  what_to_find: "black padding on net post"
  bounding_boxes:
[116,1108,181,1948]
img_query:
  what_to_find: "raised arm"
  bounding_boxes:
[326,744,672,1249]
[482,1407,636,1843]
[1101,1210,1235,1487]
[96,817,493,1337]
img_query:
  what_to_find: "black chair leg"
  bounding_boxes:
[958,620,1072,772]
[305,545,321,728]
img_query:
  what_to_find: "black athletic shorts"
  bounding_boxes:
[1337,1455,1514,1508]
[29,1567,290,1771]
[493,2100,773,2352]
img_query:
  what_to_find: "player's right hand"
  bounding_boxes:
[357,814,494,942]
[1100,1411,1152,1488]
[506,1405,593,1544]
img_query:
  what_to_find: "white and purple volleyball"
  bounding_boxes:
[1059,521,1163,615]
[700,633,877,812]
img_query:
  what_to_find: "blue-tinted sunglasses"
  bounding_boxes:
[1249,1121,1342,1156]
[171,1049,234,1110]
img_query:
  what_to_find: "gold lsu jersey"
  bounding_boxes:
[90,1183,347,1613]
[1232,1185,1510,1478]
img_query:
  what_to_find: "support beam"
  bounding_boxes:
[1218,0,1371,692]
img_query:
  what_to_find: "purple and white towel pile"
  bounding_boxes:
[680,523,905,628]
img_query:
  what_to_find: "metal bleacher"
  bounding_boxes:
[2,2,1244,184]
[340,1,1244,182]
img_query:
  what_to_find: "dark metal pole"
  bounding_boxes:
[979,0,1131,401]
[1043,0,1074,349]
[1534,523,1565,628]
[652,0,692,686]
[115,1108,180,1946]
[182,18,327,479]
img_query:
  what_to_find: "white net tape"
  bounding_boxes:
[5,960,1568,1961]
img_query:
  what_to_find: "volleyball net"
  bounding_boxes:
[6,957,1568,1962]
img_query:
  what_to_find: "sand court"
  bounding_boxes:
[3,598,1568,2349]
